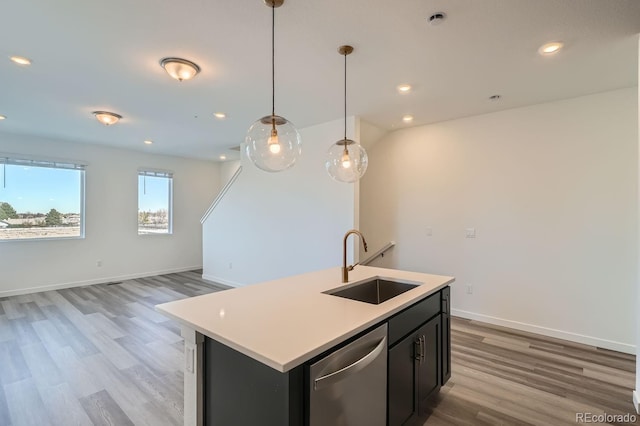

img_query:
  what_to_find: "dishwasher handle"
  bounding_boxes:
[313,335,387,391]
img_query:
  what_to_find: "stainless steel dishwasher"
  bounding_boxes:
[309,323,387,426]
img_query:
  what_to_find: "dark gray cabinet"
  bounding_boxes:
[388,315,441,426]
[441,286,451,385]
[387,286,450,426]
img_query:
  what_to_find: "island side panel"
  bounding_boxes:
[181,326,204,426]
[204,337,304,426]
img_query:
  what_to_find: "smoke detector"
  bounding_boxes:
[428,12,446,26]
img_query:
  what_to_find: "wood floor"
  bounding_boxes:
[0,271,637,425]
[0,271,227,426]
[423,319,639,426]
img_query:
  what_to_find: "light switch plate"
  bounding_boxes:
[465,228,476,238]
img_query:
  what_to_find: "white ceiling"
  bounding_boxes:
[0,0,639,161]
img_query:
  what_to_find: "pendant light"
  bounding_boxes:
[325,45,368,183]
[245,0,301,173]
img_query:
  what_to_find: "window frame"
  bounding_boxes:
[0,154,86,242]
[137,169,173,236]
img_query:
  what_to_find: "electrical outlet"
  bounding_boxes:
[426,227,432,237]
[228,262,233,269]
[186,346,195,373]
[466,285,473,294]
[465,228,476,238]
[96,260,103,267]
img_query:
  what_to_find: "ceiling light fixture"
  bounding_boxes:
[10,56,31,65]
[219,155,227,160]
[160,57,201,81]
[397,84,412,94]
[402,115,414,123]
[245,0,301,173]
[538,42,563,55]
[428,12,446,26]
[144,140,153,145]
[214,112,227,119]
[489,94,501,101]
[325,45,368,183]
[92,111,122,126]
[0,115,6,120]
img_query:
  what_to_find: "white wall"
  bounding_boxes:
[202,118,358,286]
[220,160,241,184]
[0,133,220,296]
[361,88,638,353]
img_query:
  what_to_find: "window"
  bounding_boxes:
[138,170,173,235]
[0,156,85,241]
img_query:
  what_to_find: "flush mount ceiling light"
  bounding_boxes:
[10,56,31,65]
[92,111,122,126]
[325,45,368,183]
[428,12,446,26]
[144,140,153,145]
[160,57,201,81]
[214,112,227,119]
[538,41,563,55]
[397,84,412,94]
[245,0,301,173]
[402,115,414,123]
[219,155,227,160]
[0,115,6,120]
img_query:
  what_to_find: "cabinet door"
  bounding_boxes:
[417,316,441,409]
[388,331,419,426]
[441,287,451,385]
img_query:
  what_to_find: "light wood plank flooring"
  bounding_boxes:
[423,318,639,426]
[0,270,227,426]
[0,271,638,425]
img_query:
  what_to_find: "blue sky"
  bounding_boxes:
[0,165,81,214]
[0,165,170,214]
[138,175,170,212]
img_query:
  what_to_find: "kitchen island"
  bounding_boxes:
[156,265,454,426]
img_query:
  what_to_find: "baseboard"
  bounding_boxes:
[201,273,245,288]
[0,265,203,297]
[452,308,635,355]
[633,391,640,414]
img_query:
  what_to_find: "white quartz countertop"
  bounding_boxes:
[156,266,454,372]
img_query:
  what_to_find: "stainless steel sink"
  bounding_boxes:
[325,278,419,305]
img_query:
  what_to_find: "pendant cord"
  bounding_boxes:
[271,3,275,119]
[344,51,347,144]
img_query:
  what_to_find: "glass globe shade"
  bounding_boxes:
[246,115,302,172]
[325,140,368,183]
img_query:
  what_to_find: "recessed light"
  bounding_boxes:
[219,155,227,160]
[397,84,412,94]
[144,140,153,145]
[428,12,446,26]
[0,115,6,120]
[214,112,227,119]
[538,42,563,55]
[10,56,31,66]
[402,115,414,123]
[92,111,122,126]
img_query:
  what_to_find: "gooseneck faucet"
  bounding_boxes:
[342,229,368,283]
